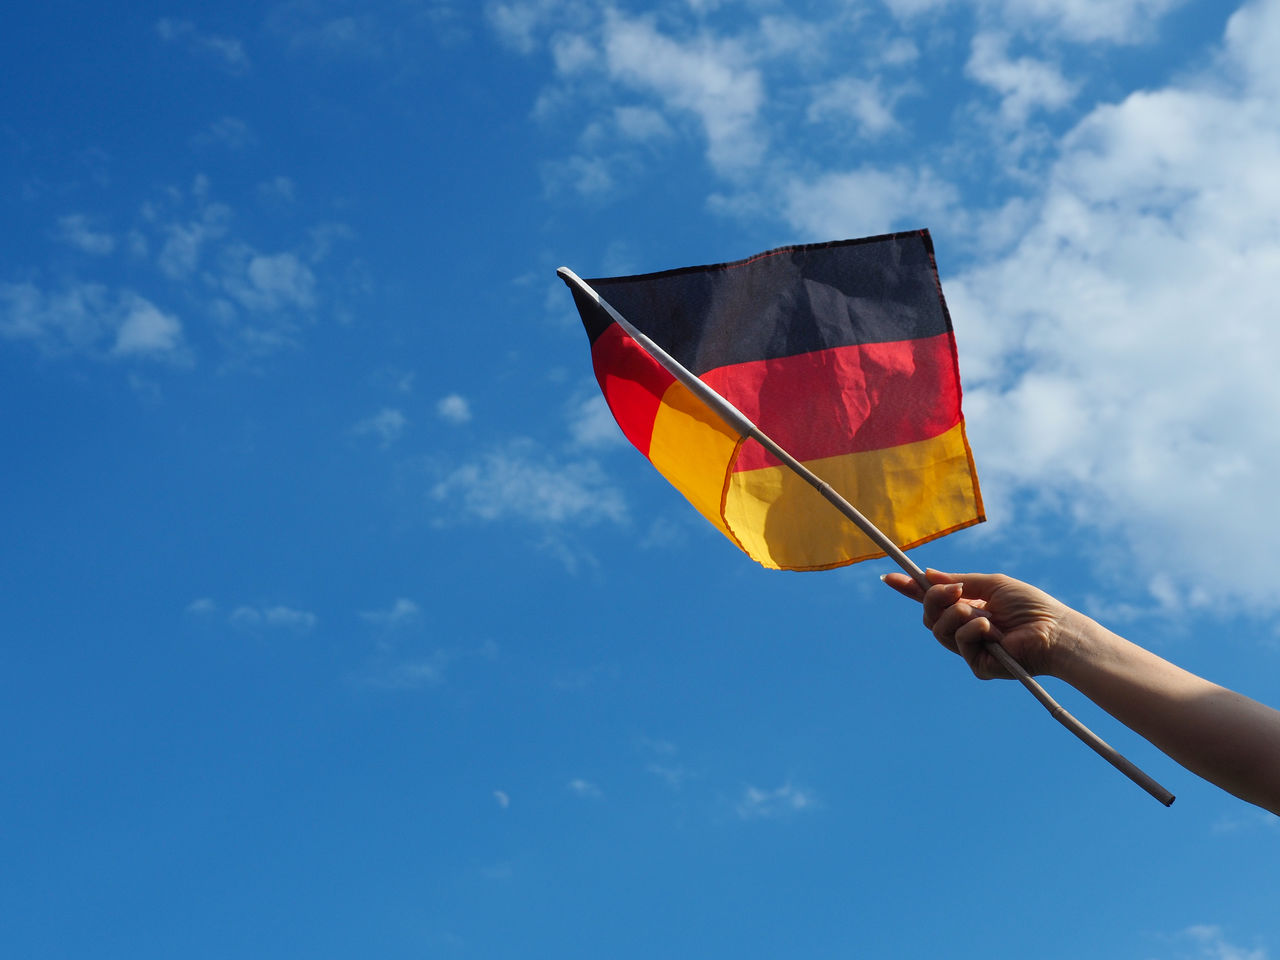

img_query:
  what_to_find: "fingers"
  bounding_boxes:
[879,568,957,603]
[953,616,1008,680]
[922,580,968,629]
[880,572,924,601]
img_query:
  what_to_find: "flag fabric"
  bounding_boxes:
[564,229,984,571]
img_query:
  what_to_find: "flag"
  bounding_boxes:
[563,229,984,571]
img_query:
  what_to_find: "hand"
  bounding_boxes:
[881,569,1080,680]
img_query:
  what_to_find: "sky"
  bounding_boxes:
[3,0,1280,957]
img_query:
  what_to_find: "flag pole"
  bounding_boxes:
[560,266,1175,807]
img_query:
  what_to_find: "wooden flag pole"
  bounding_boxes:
[560,266,1175,807]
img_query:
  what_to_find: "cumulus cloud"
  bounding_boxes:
[436,393,472,424]
[112,295,184,358]
[601,9,766,175]
[782,165,958,240]
[943,0,1280,611]
[965,32,1078,124]
[226,250,317,313]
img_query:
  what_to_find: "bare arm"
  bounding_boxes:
[884,570,1280,815]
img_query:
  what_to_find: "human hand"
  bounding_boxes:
[881,569,1081,680]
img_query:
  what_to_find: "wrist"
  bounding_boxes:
[1046,607,1115,686]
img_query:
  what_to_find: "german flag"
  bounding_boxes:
[564,230,984,571]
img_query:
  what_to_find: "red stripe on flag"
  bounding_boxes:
[703,332,963,471]
[590,322,676,457]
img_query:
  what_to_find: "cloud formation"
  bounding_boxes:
[946,0,1280,610]
[735,782,815,820]
[431,438,627,527]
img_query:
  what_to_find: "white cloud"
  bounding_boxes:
[941,2,1280,611]
[155,201,231,280]
[613,105,673,142]
[230,251,318,313]
[229,604,317,632]
[0,281,108,352]
[493,789,511,808]
[782,165,958,240]
[264,606,318,630]
[965,32,1078,124]
[567,394,623,449]
[0,282,185,363]
[361,597,421,627]
[353,408,408,447]
[880,0,1187,44]
[567,778,603,798]
[543,154,616,197]
[56,214,115,255]
[363,654,448,689]
[259,176,296,202]
[112,295,184,359]
[192,116,255,151]
[431,439,627,526]
[185,597,217,616]
[1178,925,1268,960]
[551,31,597,73]
[807,77,902,139]
[601,9,766,175]
[155,18,250,73]
[436,393,472,424]
[736,782,816,820]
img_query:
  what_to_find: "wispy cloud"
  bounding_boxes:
[0,282,188,364]
[880,0,1185,44]
[566,394,622,449]
[362,655,448,689]
[360,597,421,627]
[228,603,319,633]
[430,438,626,527]
[1176,925,1268,960]
[191,116,256,152]
[567,778,603,799]
[735,782,816,820]
[155,18,250,74]
[55,214,115,255]
[353,408,408,448]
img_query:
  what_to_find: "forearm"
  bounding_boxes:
[1053,616,1280,815]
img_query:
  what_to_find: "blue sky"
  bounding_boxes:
[4,1,1280,957]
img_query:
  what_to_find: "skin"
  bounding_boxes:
[882,569,1280,816]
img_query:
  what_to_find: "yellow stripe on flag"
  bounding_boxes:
[647,379,744,539]
[723,421,983,571]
